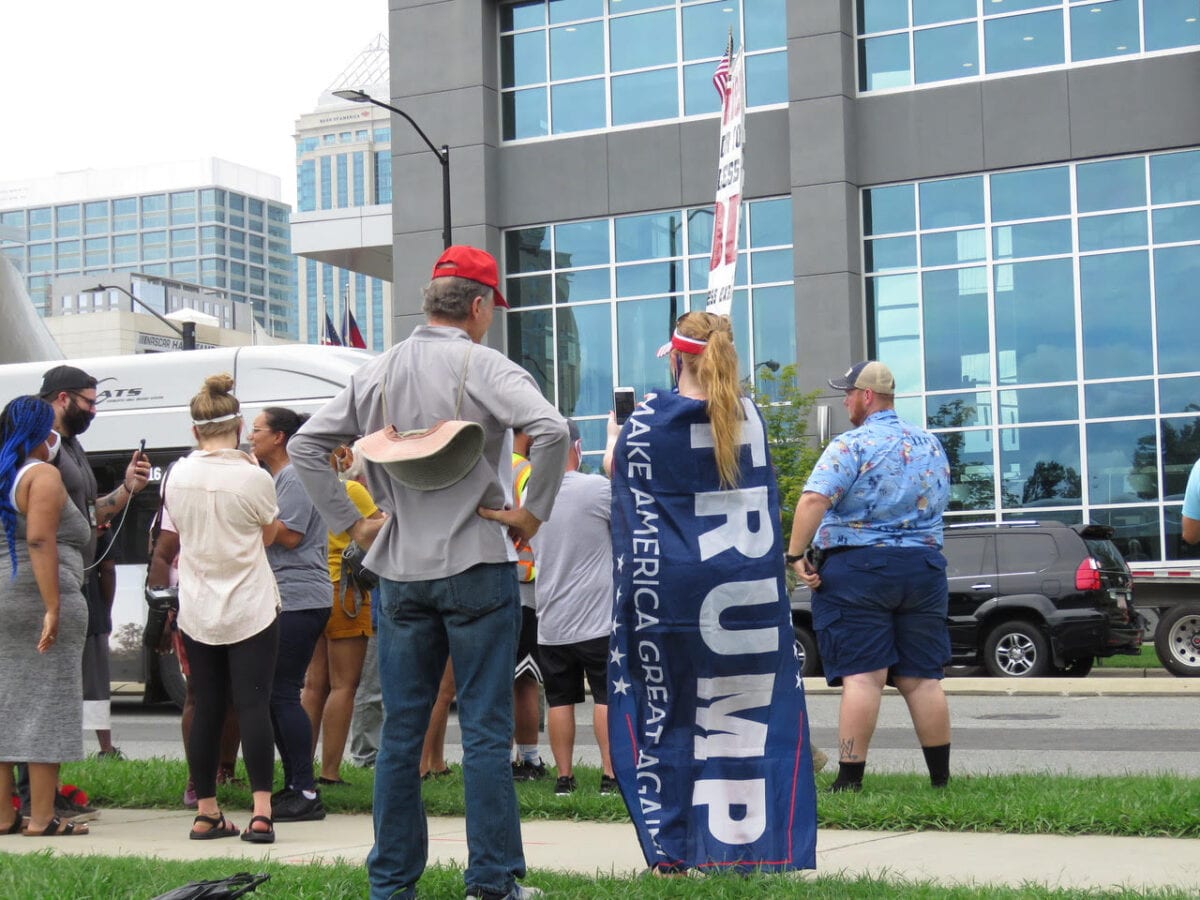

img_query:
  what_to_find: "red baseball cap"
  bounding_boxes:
[431,245,508,308]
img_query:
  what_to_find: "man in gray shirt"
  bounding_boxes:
[527,420,616,797]
[289,245,567,900]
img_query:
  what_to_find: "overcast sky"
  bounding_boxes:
[1,0,388,205]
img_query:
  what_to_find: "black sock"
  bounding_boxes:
[830,761,865,791]
[923,743,951,787]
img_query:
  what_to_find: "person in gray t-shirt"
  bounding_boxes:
[250,407,331,822]
[529,420,616,796]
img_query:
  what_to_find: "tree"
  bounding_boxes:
[746,364,821,539]
[113,621,143,655]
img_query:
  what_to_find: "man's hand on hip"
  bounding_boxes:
[349,513,386,550]
[477,504,542,544]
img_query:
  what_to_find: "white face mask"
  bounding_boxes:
[44,430,61,463]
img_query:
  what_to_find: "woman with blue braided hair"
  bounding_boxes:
[0,395,90,837]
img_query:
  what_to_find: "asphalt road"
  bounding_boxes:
[110,690,1200,778]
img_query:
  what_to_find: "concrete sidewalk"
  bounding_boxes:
[5,809,1200,894]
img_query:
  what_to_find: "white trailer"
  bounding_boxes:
[1128,562,1200,676]
[0,344,374,704]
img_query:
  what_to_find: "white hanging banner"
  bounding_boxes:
[705,40,746,318]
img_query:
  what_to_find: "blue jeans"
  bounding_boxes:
[270,607,330,792]
[368,563,524,900]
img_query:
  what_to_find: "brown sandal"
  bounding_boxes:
[189,811,239,840]
[23,817,88,837]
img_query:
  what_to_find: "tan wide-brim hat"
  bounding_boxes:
[357,420,485,491]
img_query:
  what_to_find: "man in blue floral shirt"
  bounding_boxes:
[786,361,952,793]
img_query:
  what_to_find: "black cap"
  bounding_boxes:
[39,365,98,399]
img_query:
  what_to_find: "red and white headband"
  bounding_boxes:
[656,329,708,358]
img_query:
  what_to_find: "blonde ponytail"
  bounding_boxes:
[677,312,743,488]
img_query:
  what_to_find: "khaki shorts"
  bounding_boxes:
[326,581,373,640]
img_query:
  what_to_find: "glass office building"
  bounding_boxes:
[383,2,1200,562]
[0,160,295,338]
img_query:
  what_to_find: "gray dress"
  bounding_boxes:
[0,464,90,762]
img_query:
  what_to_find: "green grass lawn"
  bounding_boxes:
[0,852,1191,900]
[1094,644,1162,669]
[57,759,1200,839]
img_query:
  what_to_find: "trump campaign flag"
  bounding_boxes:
[607,390,817,873]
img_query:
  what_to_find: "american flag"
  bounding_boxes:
[712,51,731,103]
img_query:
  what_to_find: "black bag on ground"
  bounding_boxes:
[149,872,270,899]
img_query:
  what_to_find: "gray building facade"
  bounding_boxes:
[384,1,1200,562]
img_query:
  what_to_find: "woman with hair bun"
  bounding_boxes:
[0,395,89,837]
[602,311,817,875]
[166,374,281,843]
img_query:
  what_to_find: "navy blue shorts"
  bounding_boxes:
[812,546,950,685]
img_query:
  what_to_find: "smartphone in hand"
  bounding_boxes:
[613,387,636,425]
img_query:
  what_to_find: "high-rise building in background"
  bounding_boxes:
[373,1,1200,565]
[0,159,295,338]
[291,34,393,351]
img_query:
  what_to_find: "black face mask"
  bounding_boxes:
[63,402,95,437]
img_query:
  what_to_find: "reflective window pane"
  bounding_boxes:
[749,248,790,283]
[617,297,674,396]
[1077,211,1148,252]
[995,258,1077,385]
[865,236,918,272]
[1152,205,1200,245]
[859,34,911,90]
[938,428,996,511]
[1150,150,1200,204]
[1080,251,1152,379]
[1154,245,1200,375]
[1077,157,1145,213]
[1086,380,1155,419]
[1087,419,1159,504]
[615,211,679,261]
[744,0,786,51]
[1162,415,1200,498]
[921,228,986,266]
[681,1,741,61]
[507,274,554,308]
[552,79,606,133]
[684,61,723,115]
[990,166,1070,222]
[997,386,1078,424]
[1071,0,1139,62]
[923,267,991,391]
[1160,377,1200,414]
[508,308,556,400]
[984,0,1055,13]
[503,88,548,140]
[752,285,796,388]
[919,176,984,229]
[864,184,916,235]
[555,220,610,268]
[611,68,678,125]
[914,23,978,84]
[928,392,992,428]
[992,219,1073,259]
[749,197,791,246]
[550,22,604,79]
[858,0,908,33]
[984,10,1065,74]
[616,261,682,296]
[507,227,553,273]
[556,303,613,417]
[1092,507,1161,563]
[999,424,1082,509]
[745,51,788,106]
[502,0,546,31]
[610,9,676,71]
[1145,0,1200,51]
[550,0,602,24]
[913,0,976,26]
[557,268,611,302]
[869,273,922,393]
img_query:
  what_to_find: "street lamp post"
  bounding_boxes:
[333,88,452,250]
[89,283,196,350]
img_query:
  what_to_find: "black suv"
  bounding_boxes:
[791,522,1143,678]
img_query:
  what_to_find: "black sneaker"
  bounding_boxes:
[511,760,547,781]
[271,789,326,822]
[599,774,618,795]
[554,775,576,796]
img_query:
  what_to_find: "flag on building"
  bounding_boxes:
[705,32,745,318]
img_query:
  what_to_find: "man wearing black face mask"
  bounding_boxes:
[37,366,151,761]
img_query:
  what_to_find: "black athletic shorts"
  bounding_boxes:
[514,605,542,683]
[539,636,609,706]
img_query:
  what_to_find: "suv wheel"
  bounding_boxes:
[983,621,1052,678]
[793,624,822,677]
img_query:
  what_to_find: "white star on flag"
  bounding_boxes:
[611,617,622,634]
[610,647,626,666]
[615,554,625,573]
[612,677,631,695]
